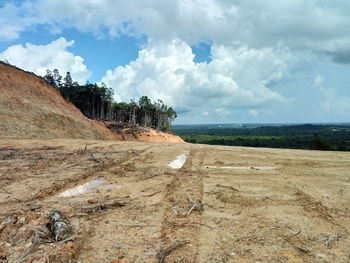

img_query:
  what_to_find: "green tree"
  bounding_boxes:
[43,69,55,87]
[337,140,348,151]
[52,69,62,89]
[63,72,73,87]
[309,134,332,151]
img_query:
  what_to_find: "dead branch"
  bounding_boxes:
[79,200,126,214]
[170,221,214,229]
[157,242,189,263]
[88,152,103,164]
[282,230,301,247]
[13,240,36,263]
[215,184,239,192]
[185,193,203,215]
[141,191,162,197]
[139,173,160,181]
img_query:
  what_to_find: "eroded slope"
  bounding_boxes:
[0,62,114,139]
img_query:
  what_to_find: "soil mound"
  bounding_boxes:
[106,122,185,143]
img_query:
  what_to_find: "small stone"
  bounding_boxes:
[18,217,26,224]
[27,203,42,210]
[87,199,99,204]
[114,243,122,249]
[118,256,130,263]
[85,246,93,251]
[2,216,12,224]
[49,211,72,241]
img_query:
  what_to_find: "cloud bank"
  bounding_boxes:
[2,0,350,63]
[1,0,350,122]
[101,39,288,117]
[0,37,91,83]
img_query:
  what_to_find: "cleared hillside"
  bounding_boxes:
[0,62,184,143]
[0,138,349,262]
[0,62,114,139]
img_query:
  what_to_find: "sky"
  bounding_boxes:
[0,0,350,124]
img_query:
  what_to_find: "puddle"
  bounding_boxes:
[205,166,276,170]
[168,154,188,169]
[58,179,120,197]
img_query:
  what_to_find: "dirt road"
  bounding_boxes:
[0,138,349,262]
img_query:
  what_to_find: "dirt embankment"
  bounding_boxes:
[106,123,185,143]
[0,62,115,140]
[0,62,183,143]
[115,129,185,143]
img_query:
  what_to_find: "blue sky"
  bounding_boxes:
[0,0,350,124]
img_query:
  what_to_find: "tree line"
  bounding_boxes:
[173,124,350,151]
[43,69,177,131]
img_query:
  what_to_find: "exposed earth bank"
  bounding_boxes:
[0,61,183,143]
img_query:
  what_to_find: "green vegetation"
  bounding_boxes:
[173,124,350,151]
[43,69,177,131]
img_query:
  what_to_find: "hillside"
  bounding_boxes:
[0,62,184,143]
[0,138,349,262]
[0,62,115,139]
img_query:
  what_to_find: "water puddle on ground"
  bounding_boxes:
[205,166,276,170]
[58,179,120,197]
[168,154,188,169]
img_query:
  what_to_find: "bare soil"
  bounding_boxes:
[0,138,349,263]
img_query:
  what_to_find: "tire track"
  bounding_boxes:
[0,145,154,206]
[158,147,205,262]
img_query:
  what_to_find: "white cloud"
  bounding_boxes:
[2,0,350,62]
[101,39,287,117]
[313,74,325,88]
[314,75,350,115]
[0,37,91,83]
[249,109,258,117]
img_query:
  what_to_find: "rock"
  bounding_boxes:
[27,202,42,210]
[110,256,130,263]
[2,216,12,224]
[118,256,130,263]
[87,199,99,204]
[49,211,72,241]
[18,217,26,224]
[53,221,71,240]
[84,245,93,251]
[114,243,122,249]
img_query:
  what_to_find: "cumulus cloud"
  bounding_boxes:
[101,39,287,117]
[313,75,350,115]
[249,109,258,117]
[2,0,350,62]
[0,37,91,83]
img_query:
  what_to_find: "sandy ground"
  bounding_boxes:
[0,138,349,263]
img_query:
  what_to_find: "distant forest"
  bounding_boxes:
[173,124,350,151]
[43,69,177,131]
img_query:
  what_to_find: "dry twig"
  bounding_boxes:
[185,193,203,215]
[282,230,301,247]
[79,200,126,214]
[139,173,160,181]
[215,184,239,192]
[89,152,103,164]
[157,242,189,263]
